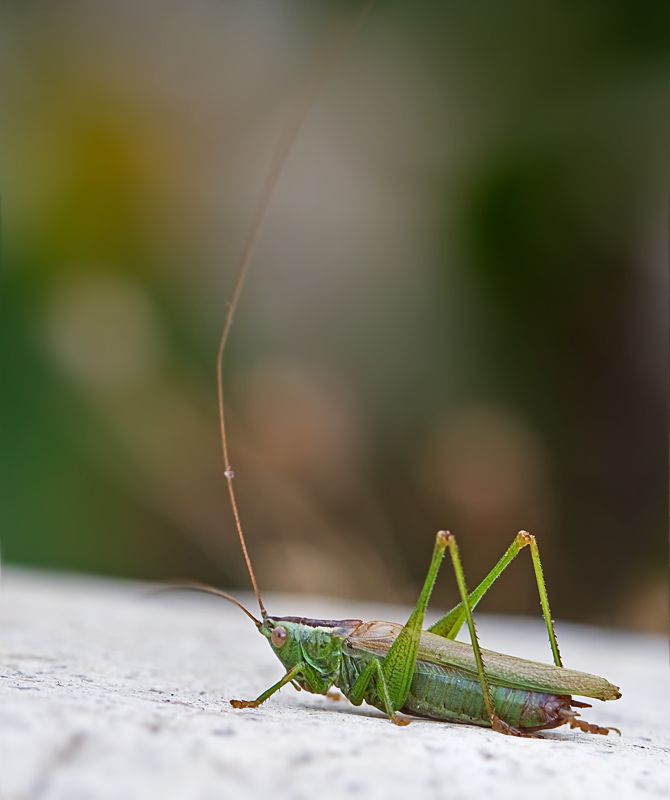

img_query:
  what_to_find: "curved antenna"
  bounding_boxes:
[216,1,374,620]
[151,581,261,627]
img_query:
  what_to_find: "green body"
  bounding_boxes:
[344,634,573,730]
[233,532,620,736]
[258,615,617,732]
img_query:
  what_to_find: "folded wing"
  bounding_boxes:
[346,620,620,701]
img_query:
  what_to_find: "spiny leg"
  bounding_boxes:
[443,532,531,737]
[527,533,562,667]
[429,530,562,667]
[378,531,449,715]
[428,531,530,638]
[344,533,448,725]
[231,662,307,709]
[348,657,410,726]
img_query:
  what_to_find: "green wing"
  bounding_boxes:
[346,621,620,701]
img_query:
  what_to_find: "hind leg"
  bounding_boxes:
[429,530,562,668]
[560,708,621,736]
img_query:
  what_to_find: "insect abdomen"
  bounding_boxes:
[404,659,571,730]
[339,647,571,731]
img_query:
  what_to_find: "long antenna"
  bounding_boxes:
[217,2,374,619]
[150,582,261,627]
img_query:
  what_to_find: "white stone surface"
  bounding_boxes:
[1,569,668,800]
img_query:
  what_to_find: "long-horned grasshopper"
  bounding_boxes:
[194,1,621,737]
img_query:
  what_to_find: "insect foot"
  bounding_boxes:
[230,699,259,709]
[562,710,621,736]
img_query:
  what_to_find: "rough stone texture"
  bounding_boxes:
[1,569,668,800]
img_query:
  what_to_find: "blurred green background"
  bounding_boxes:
[1,0,667,631]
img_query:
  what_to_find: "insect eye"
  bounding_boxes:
[271,626,288,648]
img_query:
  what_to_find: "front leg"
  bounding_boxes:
[231,662,307,709]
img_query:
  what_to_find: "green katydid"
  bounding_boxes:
[198,1,622,738]
[214,529,621,737]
